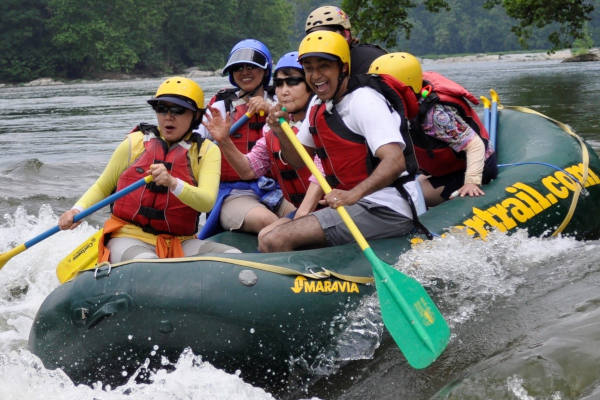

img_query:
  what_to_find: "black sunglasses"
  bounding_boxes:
[231,64,260,73]
[274,77,305,87]
[153,103,188,115]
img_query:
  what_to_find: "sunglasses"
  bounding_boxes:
[231,64,260,73]
[153,103,188,115]
[274,77,305,87]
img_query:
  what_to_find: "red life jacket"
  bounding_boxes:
[208,90,267,181]
[308,73,419,191]
[112,124,202,236]
[265,124,312,207]
[412,71,490,177]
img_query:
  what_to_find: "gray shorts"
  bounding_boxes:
[313,199,414,246]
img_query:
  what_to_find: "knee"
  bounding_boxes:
[258,228,286,253]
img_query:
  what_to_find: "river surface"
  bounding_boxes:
[0,60,599,400]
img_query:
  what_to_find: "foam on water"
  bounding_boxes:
[0,206,319,399]
[0,206,596,399]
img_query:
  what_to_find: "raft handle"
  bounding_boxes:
[85,297,131,329]
[94,262,112,280]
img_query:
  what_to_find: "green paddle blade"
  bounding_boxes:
[367,249,450,369]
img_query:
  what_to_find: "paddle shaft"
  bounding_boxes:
[229,112,251,135]
[0,175,152,269]
[278,118,438,353]
[228,110,264,135]
[480,95,491,134]
[489,89,499,150]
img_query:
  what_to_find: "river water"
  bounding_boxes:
[0,60,599,400]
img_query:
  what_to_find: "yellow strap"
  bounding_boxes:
[88,255,374,285]
[503,105,590,236]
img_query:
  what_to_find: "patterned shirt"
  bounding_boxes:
[422,104,493,158]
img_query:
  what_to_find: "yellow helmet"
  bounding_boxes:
[298,31,350,75]
[148,76,204,111]
[305,5,351,33]
[368,52,423,93]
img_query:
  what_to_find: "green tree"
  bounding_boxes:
[483,0,595,51]
[0,0,57,82]
[342,0,595,52]
[47,0,162,78]
[341,0,449,48]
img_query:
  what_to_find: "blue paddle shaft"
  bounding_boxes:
[483,108,490,133]
[229,113,250,135]
[24,176,151,249]
[490,102,498,150]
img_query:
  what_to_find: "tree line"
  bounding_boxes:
[1,0,597,83]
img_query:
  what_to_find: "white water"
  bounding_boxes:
[2,204,594,399]
[0,207,304,400]
[1,60,599,398]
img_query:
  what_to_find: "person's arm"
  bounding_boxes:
[173,140,222,212]
[456,134,486,197]
[323,88,407,208]
[426,104,486,197]
[59,134,136,229]
[294,182,324,218]
[326,142,406,207]
[266,104,315,169]
[203,105,259,180]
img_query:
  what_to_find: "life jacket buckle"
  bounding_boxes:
[94,261,112,279]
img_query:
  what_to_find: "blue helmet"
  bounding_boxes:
[274,51,303,75]
[223,39,272,88]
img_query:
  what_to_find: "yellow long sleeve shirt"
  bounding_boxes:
[73,130,221,241]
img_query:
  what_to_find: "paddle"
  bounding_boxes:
[480,95,491,133]
[0,175,153,270]
[489,89,499,150]
[277,117,450,369]
[229,111,251,134]
[227,110,264,135]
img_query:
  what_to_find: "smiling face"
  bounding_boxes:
[300,56,347,101]
[231,64,266,93]
[274,68,311,116]
[154,102,195,143]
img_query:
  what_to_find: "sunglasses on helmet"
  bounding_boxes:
[152,103,188,115]
[273,77,305,87]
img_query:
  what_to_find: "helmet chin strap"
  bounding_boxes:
[189,109,205,132]
[238,81,262,99]
[332,62,348,103]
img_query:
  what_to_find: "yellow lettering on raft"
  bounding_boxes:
[501,197,535,223]
[290,276,361,294]
[512,182,552,209]
[463,215,489,238]
[473,207,507,231]
[541,176,569,199]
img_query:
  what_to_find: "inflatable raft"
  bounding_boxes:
[28,107,600,386]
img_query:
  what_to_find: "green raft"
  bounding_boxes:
[28,107,600,386]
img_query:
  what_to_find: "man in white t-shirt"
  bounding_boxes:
[259,31,419,252]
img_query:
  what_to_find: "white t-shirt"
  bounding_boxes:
[297,87,419,219]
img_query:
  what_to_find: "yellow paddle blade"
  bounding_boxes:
[56,229,103,283]
[0,244,27,270]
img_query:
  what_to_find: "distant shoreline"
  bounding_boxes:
[4,48,598,88]
[422,48,599,64]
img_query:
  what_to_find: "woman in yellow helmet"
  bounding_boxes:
[369,52,497,206]
[59,77,239,263]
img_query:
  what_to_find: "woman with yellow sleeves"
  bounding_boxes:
[58,77,240,263]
